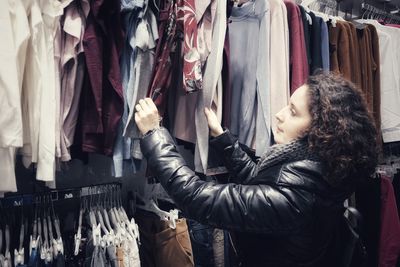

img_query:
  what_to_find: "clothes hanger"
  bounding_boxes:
[88,187,102,247]
[46,197,54,246]
[102,187,113,234]
[50,196,63,257]
[301,0,318,12]
[152,0,159,13]
[30,196,40,257]
[108,186,124,246]
[112,186,130,243]
[96,192,109,237]
[101,187,115,246]
[115,186,136,241]
[14,205,25,266]
[74,194,85,256]
[137,181,179,229]
[4,224,11,267]
[42,202,53,264]
[39,197,45,262]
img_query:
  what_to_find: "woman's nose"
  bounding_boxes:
[275,109,284,123]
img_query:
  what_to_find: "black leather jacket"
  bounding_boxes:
[141,128,353,266]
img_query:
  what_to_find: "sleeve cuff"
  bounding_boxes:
[140,127,175,157]
[209,129,237,152]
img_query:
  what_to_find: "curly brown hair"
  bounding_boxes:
[306,73,378,187]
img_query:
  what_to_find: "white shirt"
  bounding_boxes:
[0,0,24,148]
[21,0,47,167]
[36,0,71,181]
[0,0,30,193]
[358,20,400,143]
[269,0,290,130]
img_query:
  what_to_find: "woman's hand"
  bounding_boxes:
[134,98,161,135]
[204,107,224,137]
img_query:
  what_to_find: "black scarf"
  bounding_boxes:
[256,139,319,175]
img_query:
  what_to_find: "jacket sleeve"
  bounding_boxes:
[141,128,315,234]
[209,129,260,184]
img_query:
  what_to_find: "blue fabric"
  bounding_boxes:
[223,231,231,267]
[90,246,107,267]
[28,247,39,267]
[320,19,330,72]
[187,219,214,267]
[228,0,271,156]
[55,252,65,267]
[84,230,94,267]
[112,2,145,177]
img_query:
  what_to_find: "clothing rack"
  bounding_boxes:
[360,2,400,23]
[0,182,122,208]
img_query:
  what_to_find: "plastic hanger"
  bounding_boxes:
[96,202,109,236]
[50,195,63,256]
[14,205,25,266]
[101,187,115,246]
[112,187,128,242]
[74,195,85,256]
[136,198,178,229]
[30,196,40,257]
[301,0,317,13]
[115,187,135,241]
[4,224,10,267]
[152,0,159,12]
[89,188,102,247]
[102,188,113,233]
[42,206,52,264]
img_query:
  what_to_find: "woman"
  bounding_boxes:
[134,73,378,266]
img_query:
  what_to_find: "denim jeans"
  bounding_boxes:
[187,219,214,267]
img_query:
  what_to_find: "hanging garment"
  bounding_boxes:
[320,19,330,72]
[116,246,124,267]
[0,0,24,149]
[345,22,362,88]
[36,0,72,182]
[122,239,141,267]
[329,21,351,79]
[124,7,158,164]
[135,211,194,267]
[90,246,107,267]
[0,0,29,193]
[309,12,323,73]
[193,0,227,173]
[173,0,218,144]
[355,177,381,267]
[146,1,178,117]
[20,0,46,168]
[269,0,290,130]
[113,0,146,177]
[356,20,400,143]
[227,0,270,156]
[356,24,382,147]
[81,0,124,156]
[212,229,225,267]
[379,176,400,267]
[366,24,382,147]
[187,219,214,267]
[221,24,231,129]
[284,0,309,94]
[182,0,202,93]
[60,0,90,162]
